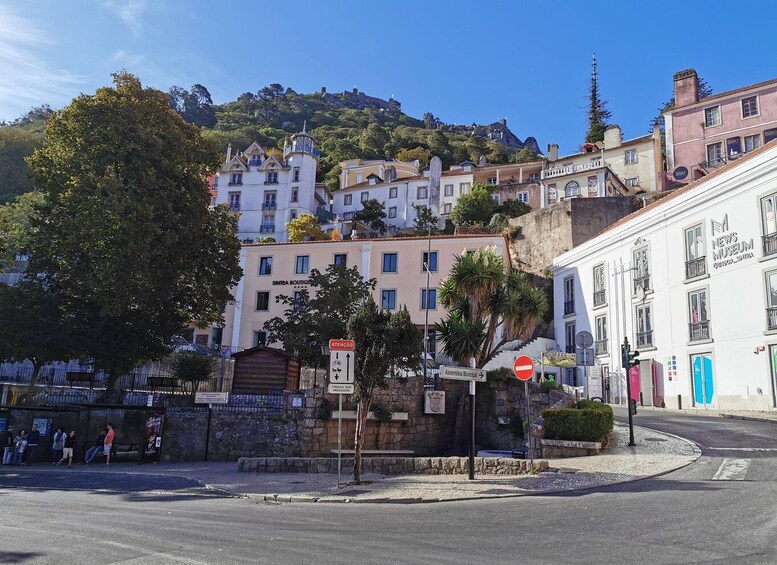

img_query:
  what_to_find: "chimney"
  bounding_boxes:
[673,69,699,108]
[226,143,232,162]
[547,143,559,162]
[603,125,622,149]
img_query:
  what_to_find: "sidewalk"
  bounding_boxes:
[625,404,777,423]
[0,423,699,503]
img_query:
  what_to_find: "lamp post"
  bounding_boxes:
[423,223,432,387]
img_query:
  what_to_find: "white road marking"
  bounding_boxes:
[707,447,777,452]
[712,458,750,480]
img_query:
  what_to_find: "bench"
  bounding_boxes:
[330,449,414,456]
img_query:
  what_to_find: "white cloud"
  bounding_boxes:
[0,6,83,121]
[112,49,145,68]
[102,0,148,35]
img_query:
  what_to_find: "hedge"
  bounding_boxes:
[543,403,614,443]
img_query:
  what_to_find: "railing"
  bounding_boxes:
[564,300,575,315]
[700,158,726,169]
[262,202,277,210]
[689,321,711,342]
[685,257,707,279]
[636,331,653,349]
[593,290,606,307]
[595,340,608,355]
[542,159,603,179]
[767,307,777,331]
[264,180,279,185]
[633,275,650,293]
[229,204,241,212]
[227,181,243,186]
[763,233,777,257]
[259,225,275,233]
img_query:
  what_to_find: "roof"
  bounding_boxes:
[667,76,777,112]
[243,233,506,248]
[340,169,474,192]
[554,134,654,162]
[231,345,299,360]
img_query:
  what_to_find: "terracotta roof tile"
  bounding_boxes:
[243,233,504,247]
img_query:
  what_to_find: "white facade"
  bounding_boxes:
[213,132,329,242]
[552,143,777,411]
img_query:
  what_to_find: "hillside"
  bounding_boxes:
[0,84,542,202]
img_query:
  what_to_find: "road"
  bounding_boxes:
[1,411,776,565]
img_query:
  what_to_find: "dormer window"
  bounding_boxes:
[248,155,262,166]
[369,177,376,185]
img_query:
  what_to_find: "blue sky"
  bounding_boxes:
[2,0,776,155]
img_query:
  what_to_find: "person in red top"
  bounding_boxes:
[103,423,115,466]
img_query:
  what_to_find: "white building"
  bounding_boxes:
[551,141,777,411]
[213,129,331,242]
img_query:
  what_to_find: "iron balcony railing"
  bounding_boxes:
[264,179,279,185]
[593,290,606,307]
[636,331,653,349]
[227,181,243,186]
[763,233,777,257]
[262,202,277,210]
[767,307,777,331]
[633,274,650,293]
[689,321,711,342]
[564,300,575,315]
[685,257,707,279]
[259,225,275,233]
[595,340,608,355]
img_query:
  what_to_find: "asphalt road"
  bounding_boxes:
[1,412,776,565]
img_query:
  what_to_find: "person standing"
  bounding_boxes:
[2,426,14,465]
[51,427,65,465]
[84,428,107,464]
[24,424,40,465]
[12,430,27,466]
[56,430,76,467]
[103,423,115,466]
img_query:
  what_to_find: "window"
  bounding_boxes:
[421,288,437,310]
[685,224,706,279]
[443,203,452,214]
[333,253,347,267]
[704,105,721,127]
[426,329,437,357]
[266,171,278,184]
[517,192,528,203]
[633,247,650,293]
[293,167,300,182]
[388,206,397,218]
[688,289,710,341]
[744,134,761,153]
[742,96,758,118]
[356,173,363,183]
[563,276,574,315]
[444,184,454,196]
[564,181,579,198]
[381,289,396,310]
[490,194,500,203]
[564,322,576,354]
[706,142,724,166]
[263,192,277,210]
[389,187,398,199]
[528,173,540,183]
[765,270,777,330]
[459,182,471,195]
[487,177,497,185]
[289,209,298,221]
[547,184,557,204]
[422,251,438,273]
[230,172,242,185]
[624,149,637,165]
[417,186,428,199]
[291,187,299,203]
[228,192,241,211]
[761,192,777,256]
[293,291,304,311]
[626,177,639,187]
[595,315,607,355]
[248,155,261,166]
[344,194,353,206]
[382,253,398,273]
[253,331,267,347]
[343,211,354,220]
[361,192,369,203]
[255,291,270,311]
[295,255,310,275]
[261,213,274,232]
[258,256,272,275]
[593,264,606,307]
[635,304,653,348]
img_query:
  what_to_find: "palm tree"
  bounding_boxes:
[436,246,548,368]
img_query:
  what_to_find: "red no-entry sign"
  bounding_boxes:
[513,355,535,381]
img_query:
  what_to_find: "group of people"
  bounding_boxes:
[2,423,115,468]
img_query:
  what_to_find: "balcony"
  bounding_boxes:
[595,340,608,355]
[229,204,240,212]
[262,202,277,210]
[593,290,606,307]
[636,331,653,349]
[633,275,650,294]
[767,307,777,331]
[259,225,275,233]
[542,159,603,180]
[763,233,777,257]
[689,321,711,342]
[264,180,279,185]
[700,158,726,169]
[685,257,707,279]
[564,300,575,315]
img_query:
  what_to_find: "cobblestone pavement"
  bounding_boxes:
[0,423,699,503]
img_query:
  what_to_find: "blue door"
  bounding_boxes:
[691,353,715,406]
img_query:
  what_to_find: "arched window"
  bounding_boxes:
[565,181,580,198]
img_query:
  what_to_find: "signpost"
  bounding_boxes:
[440,364,486,480]
[329,339,355,489]
[513,355,535,472]
[194,392,230,461]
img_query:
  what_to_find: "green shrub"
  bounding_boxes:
[539,380,561,394]
[487,367,512,386]
[370,401,393,423]
[316,398,333,421]
[543,405,614,443]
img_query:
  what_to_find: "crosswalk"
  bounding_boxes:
[711,458,750,480]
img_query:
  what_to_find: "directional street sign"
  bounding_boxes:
[328,383,354,394]
[439,366,486,382]
[329,349,355,384]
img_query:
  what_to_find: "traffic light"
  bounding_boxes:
[621,338,640,369]
[627,348,640,369]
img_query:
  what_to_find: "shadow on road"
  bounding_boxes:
[0,552,45,564]
[540,477,723,497]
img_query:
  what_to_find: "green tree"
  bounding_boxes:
[25,72,243,399]
[264,264,376,366]
[449,184,498,227]
[346,298,422,483]
[287,213,328,242]
[0,126,43,203]
[436,247,548,367]
[169,351,216,401]
[168,84,217,128]
[353,199,388,235]
[585,54,612,144]
[0,191,44,269]
[394,146,432,170]
[497,199,531,219]
[359,124,390,158]
[514,147,538,163]
[413,205,439,234]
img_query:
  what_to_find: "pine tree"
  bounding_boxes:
[585,53,612,144]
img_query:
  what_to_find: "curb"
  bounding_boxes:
[720,414,777,424]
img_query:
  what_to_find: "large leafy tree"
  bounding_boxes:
[346,298,421,484]
[25,72,242,398]
[353,199,388,235]
[413,205,439,234]
[0,191,43,269]
[168,84,217,128]
[286,213,328,242]
[449,184,498,227]
[436,247,548,368]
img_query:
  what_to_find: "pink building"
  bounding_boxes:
[665,69,777,182]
